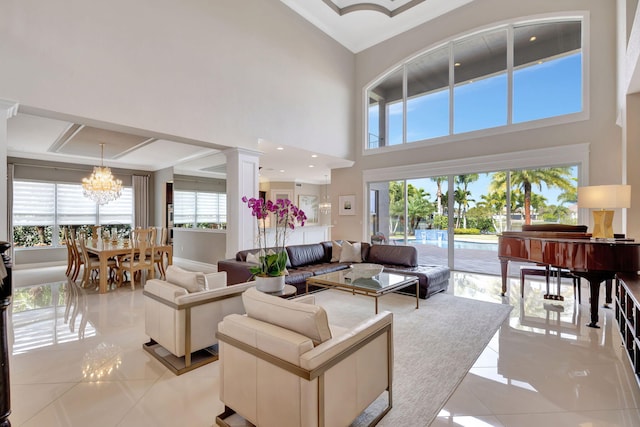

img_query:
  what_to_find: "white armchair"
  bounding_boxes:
[216,288,393,427]
[143,267,255,375]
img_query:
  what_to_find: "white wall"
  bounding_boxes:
[0,0,355,159]
[331,0,623,241]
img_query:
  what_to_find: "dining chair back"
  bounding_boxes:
[118,227,156,290]
[78,234,98,287]
[90,225,101,239]
[154,227,170,279]
[63,227,74,277]
[67,229,83,281]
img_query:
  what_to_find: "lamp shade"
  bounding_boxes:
[577,185,631,209]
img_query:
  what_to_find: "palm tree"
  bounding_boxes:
[454,188,474,228]
[388,181,405,235]
[490,167,574,225]
[407,187,433,232]
[430,176,448,216]
[478,191,507,232]
[455,174,479,228]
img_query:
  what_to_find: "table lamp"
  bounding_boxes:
[577,184,631,239]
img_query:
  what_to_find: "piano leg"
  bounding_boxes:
[604,279,613,308]
[500,258,508,296]
[587,278,603,328]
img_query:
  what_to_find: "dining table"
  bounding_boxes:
[83,238,173,293]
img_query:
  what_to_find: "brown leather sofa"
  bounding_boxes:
[217,241,450,299]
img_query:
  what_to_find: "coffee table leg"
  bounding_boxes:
[375,297,378,314]
[415,280,419,309]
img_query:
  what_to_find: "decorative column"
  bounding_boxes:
[223,148,261,259]
[0,100,18,242]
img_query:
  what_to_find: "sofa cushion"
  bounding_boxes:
[237,247,292,268]
[367,244,418,267]
[246,251,260,264]
[242,287,332,345]
[204,271,227,289]
[286,243,327,268]
[165,265,207,293]
[284,269,314,285]
[339,241,362,263]
[304,263,350,276]
[330,240,342,262]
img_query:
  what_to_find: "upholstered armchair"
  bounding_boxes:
[216,288,393,427]
[143,267,255,375]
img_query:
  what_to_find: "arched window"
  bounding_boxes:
[366,17,584,150]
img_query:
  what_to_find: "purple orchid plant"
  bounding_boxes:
[242,196,307,277]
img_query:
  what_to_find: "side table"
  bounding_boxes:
[263,284,297,299]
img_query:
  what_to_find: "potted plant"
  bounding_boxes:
[242,196,307,292]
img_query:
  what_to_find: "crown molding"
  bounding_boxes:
[0,99,19,119]
[321,0,425,17]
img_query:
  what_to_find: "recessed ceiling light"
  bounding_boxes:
[308,165,315,168]
[276,147,284,151]
[279,169,285,173]
[311,154,318,158]
[454,62,461,67]
[529,36,537,42]
[537,60,543,65]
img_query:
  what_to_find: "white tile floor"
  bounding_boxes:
[6,266,640,426]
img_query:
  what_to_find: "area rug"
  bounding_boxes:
[311,290,512,427]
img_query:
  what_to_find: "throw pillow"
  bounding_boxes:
[165,265,207,293]
[339,241,362,263]
[246,252,260,264]
[204,271,227,289]
[330,240,342,262]
[242,287,332,345]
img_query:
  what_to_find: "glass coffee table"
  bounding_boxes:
[306,270,419,313]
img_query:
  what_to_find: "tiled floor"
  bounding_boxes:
[6,265,640,426]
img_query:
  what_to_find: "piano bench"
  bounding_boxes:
[520,266,581,303]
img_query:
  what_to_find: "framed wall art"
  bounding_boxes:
[298,195,318,224]
[339,195,355,216]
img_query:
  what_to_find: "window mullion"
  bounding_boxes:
[507,24,514,125]
[53,183,59,246]
[448,41,454,136]
[402,65,407,145]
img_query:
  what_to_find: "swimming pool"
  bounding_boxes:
[408,239,498,251]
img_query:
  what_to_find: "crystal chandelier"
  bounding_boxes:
[319,174,331,214]
[82,143,123,205]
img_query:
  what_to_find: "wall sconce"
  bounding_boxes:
[577,184,631,239]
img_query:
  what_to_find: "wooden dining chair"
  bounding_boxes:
[153,227,169,279]
[78,234,116,289]
[91,225,102,239]
[63,227,74,277]
[67,229,90,282]
[117,227,155,290]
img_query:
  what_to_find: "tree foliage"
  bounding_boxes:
[489,167,574,225]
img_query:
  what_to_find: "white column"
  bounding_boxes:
[223,147,261,259]
[0,100,18,242]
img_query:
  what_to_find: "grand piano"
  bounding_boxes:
[498,224,640,328]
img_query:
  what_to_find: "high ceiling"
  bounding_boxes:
[280,0,474,53]
[7,1,472,184]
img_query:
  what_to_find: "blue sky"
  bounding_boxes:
[373,52,582,206]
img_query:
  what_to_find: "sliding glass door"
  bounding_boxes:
[367,165,577,276]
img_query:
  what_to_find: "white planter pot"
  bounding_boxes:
[255,275,285,293]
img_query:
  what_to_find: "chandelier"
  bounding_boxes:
[82,143,123,205]
[319,174,331,214]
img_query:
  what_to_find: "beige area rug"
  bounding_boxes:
[311,289,512,427]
